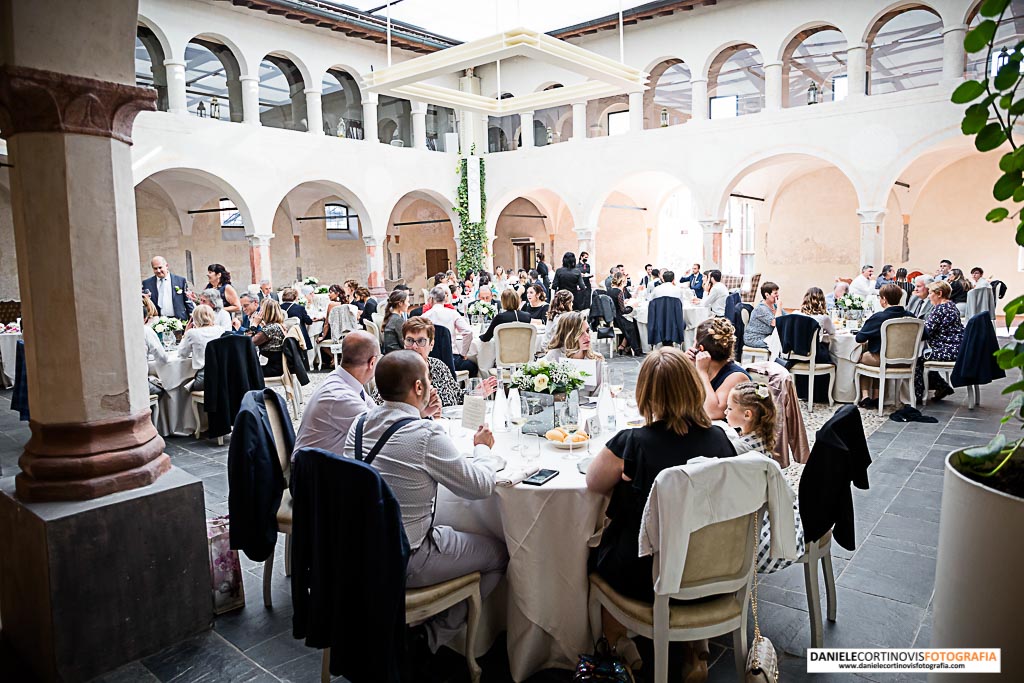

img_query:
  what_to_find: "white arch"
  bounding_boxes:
[186,32,252,77]
[776,21,852,62]
[583,168,703,230]
[260,49,315,90]
[486,188,580,240]
[134,167,256,237]
[268,178,375,240]
[385,188,460,239]
[701,40,772,81]
[137,14,173,63]
[869,123,977,208]
[861,1,946,44]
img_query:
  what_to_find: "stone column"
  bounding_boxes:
[628,91,644,131]
[691,79,708,120]
[942,24,968,83]
[520,110,535,148]
[411,100,428,150]
[576,228,595,263]
[240,75,260,125]
[362,94,379,143]
[247,234,273,284]
[364,235,387,297]
[848,43,868,98]
[764,62,783,111]
[699,219,726,270]
[857,209,886,270]
[164,60,187,114]
[572,102,587,141]
[304,89,324,135]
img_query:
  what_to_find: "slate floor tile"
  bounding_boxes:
[140,631,276,683]
[837,540,936,608]
[244,632,313,671]
[887,487,943,523]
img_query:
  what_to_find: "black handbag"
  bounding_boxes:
[573,638,635,682]
[596,324,616,340]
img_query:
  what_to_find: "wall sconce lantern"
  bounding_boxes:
[196,100,207,117]
[209,96,220,119]
[660,108,669,127]
[546,127,553,145]
[807,82,820,105]
[997,46,1011,72]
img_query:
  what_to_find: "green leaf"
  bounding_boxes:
[1010,98,1024,115]
[980,0,1012,17]
[952,79,987,103]
[1000,94,1013,109]
[966,20,998,53]
[1017,223,1024,247]
[1010,394,1024,416]
[963,433,1006,460]
[995,62,1021,90]
[994,172,1022,200]
[987,206,1011,221]
[963,110,989,135]
[976,122,1008,151]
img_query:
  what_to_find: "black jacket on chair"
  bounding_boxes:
[588,290,617,331]
[646,296,685,347]
[203,334,266,438]
[952,313,1006,388]
[430,324,457,375]
[281,301,313,349]
[799,404,871,550]
[282,337,310,386]
[854,306,913,355]
[291,448,409,683]
[724,292,742,323]
[228,389,294,562]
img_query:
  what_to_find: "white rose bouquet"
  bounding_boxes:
[837,293,866,311]
[510,359,588,395]
[303,276,319,286]
[151,316,185,334]
[468,300,497,318]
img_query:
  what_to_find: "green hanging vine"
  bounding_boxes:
[454,145,487,277]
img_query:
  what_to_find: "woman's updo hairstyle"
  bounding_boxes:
[694,317,737,361]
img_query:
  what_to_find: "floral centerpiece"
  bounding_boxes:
[467,300,497,319]
[151,316,185,335]
[315,286,329,294]
[511,360,589,434]
[836,293,867,320]
[303,276,319,286]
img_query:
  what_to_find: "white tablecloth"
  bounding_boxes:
[0,332,22,388]
[629,300,711,351]
[150,356,198,437]
[435,425,609,681]
[828,332,863,403]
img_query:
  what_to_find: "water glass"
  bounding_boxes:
[467,378,483,396]
[522,433,541,462]
[509,393,526,451]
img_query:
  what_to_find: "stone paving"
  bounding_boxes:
[0,356,1013,683]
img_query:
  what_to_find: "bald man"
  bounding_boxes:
[344,351,507,652]
[294,331,379,456]
[142,256,194,321]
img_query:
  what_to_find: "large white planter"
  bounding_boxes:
[930,453,1024,682]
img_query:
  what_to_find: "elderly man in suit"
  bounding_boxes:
[142,256,194,321]
[257,279,279,303]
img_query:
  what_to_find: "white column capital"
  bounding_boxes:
[163,59,185,68]
[362,235,381,248]
[849,42,869,52]
[303,88,322,96]
[941,23,968,35]
[246,234,273,248]
[361,93,379,105]
[410,100,429,115]
[698,219,726,233]
[239,74,259,83]
[690,77,708,85]
[764,61,783,69]
[857,208,887,226]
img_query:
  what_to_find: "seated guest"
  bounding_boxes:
[825,281,848,313]
[848,264,875,297]
[948,268,972,309]
[301,285,315,307]
[177,304,223,391]
[545,290,575,348]
[343,279,363,309]
[199,288,232,331]
[280,287,313,349]
[381,289,410,354]
[526,269,547,300]
[232,293,261,335]
[322,284,346,323]
[344,351,508,652]
[638,263,654,290]
[521,284,549,321]
[685,317,749,419]
[906,275,935,319]
[512,269,530,297]
[609,272,643,356]
[649,268,662,289]
[293,331,378,455]
[480,289,531,342]
[423,286,478,377]
[970,266,989,288]
[875,264,896,289]
[400,317,495,406]
[854,284,914,408]
[796,287,836,344]
[915,281,963,403]
[650,269,682,301]
[544,311,604,397]
[894,268,914,298]
[700,269,729,316]
[679,263,704,299]
[936,258,952,281]
[475,286,496,308]
[743,281,783,349]
[143,296,168,365]
[353,287,377,328]
[586,348,736,673]
[252,299,286,378]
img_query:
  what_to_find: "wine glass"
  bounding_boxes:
[509,392,526,451]
[608,368,624,398]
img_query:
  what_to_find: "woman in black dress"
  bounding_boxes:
[551,251,585,311]
[479,289,531,342]
[586,347,736,674]
[609,272,642,356]
[578,250,593,309]
[520,284,549,320]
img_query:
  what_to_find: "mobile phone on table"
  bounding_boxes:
[522,468,559,486]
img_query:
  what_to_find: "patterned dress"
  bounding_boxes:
[915,301,963,399]
[741,432,808,574]
[371,355,463,408]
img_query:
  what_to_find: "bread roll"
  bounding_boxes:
[545,429,566,442]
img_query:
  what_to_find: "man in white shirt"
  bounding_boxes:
[935,259,952,281]
[344,351,507,651]
[423,287,478,377]
[701,269,729,316]
[142,256,194,321]
[651,269,685,302]
[294,331,378,456]
[848,264,875,298]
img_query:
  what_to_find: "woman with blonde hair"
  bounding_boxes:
[545,289,576,348]
[686,317,749,420]
[177,304,223,390]
[586,347,736,676]
[252,298,286,378]
[545,311,604,396]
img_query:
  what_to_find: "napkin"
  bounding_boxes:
[496,465,541,487]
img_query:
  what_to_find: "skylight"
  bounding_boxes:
[347,0,655,43]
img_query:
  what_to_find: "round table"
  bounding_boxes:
[149,355,198,437]
[435,415,611,681]
[828,331,863,403]
[0,332,23,388]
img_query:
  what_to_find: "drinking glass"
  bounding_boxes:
[608,368,624,398]
[522,433,541,462]
[509,394,526,451]
[467,378,483,396]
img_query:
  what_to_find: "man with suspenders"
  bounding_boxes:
[343,351,508,652]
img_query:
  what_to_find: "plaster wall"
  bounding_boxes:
[386,199,457,291]
[0,188,18,300]
[595,191,655,280]
[492,198,550,271]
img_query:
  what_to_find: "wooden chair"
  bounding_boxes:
[740,307,771,364]
[489,322,537,378]
[781,327,836,413]
[854,318,925,415]
[798,530,838,648]
[261,394,294,608]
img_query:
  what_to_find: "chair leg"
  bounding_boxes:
[923,369,930,405]
[822,549,837,623]
[733,623,748,680]
[216,436,224,446]
[877,377,885,416]
[192,401,202,439]
[465,588,483,683]
[808,371,815,414]
[284,533,292,577]
[588,589,603,647]
[262,550,275,609]
[321,648,330,683]
[654,630,669,683]
[805,554,824,648]
[828,369,835,406]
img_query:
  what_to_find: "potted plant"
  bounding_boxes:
[933,3,1024,679]
[510,360,589,434]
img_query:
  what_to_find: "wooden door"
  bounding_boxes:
[425,249,449,278]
